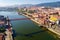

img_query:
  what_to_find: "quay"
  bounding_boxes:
[21,12,60,38]
[0,15,13,40]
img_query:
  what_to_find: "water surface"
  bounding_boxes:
[0,11,58,40]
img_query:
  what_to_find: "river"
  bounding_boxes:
[0,11,59,40]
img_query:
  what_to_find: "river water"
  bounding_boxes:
[0,11,59,40]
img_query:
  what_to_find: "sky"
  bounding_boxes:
[0,0,60,7]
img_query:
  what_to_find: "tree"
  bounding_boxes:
[0,27,6,33]
[28,10,34,13]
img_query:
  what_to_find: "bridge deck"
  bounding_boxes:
[10,18,30,21]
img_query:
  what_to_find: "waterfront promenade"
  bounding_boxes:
[22,13,60,38]
[5,17,13,40]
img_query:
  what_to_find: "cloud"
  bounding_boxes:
[0,0,60,7]
[0,2,19,7]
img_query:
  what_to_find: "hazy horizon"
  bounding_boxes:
[0,0,60,7]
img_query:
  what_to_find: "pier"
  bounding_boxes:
[5,22,13,40]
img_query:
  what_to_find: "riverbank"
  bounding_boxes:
[21,12,60,38]
[1,11,59,40]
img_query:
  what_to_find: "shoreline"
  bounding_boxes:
[21,13,60,38]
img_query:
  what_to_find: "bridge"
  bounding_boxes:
[10,18,30,21]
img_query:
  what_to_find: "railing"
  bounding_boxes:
[10,18,30,21]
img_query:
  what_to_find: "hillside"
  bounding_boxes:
[36,1,60,7]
